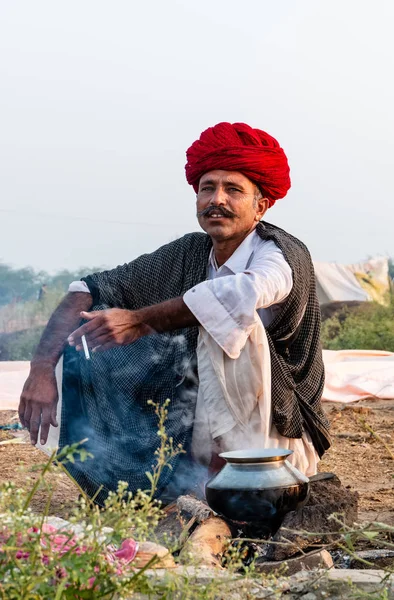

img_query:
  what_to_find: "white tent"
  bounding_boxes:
[314,256,390,305]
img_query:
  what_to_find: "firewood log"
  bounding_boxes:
[176,494,212,523]
[134,541,176,569]
[179,516,231,568]
[154,496,212,549]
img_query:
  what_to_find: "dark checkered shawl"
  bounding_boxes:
[60,222,330,503]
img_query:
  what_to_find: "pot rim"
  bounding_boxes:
[219,448,293,463]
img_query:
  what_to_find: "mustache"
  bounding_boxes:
[197,206,237,219]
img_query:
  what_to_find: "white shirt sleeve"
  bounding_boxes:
[183,241,293,359]
[68,280,91,293]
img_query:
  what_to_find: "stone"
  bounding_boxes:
[45,515,112,542]
[256,549,334,576]
[128,568,394,599]
[349,549,394,569]
[283,569,394,599]
[266,475,358,561]
[324,569,394,598]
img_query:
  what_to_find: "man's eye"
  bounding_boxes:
[228,187,241,193]
[200,186,214,192]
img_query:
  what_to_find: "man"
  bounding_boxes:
[19,122,330,503]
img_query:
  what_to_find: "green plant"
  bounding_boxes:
[321,299,394,351]
[0,402,257,599]
[0,262,105,308]
[0,401,177,598]
[388,258,394,281]
[1,327,45,361]
[0,289,65,359]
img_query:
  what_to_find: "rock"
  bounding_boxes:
[129,565,290,599]
[45,516,72,530]
[266,475,358,561]
[127,568,394,599]
[335,432,365,441]
[323,569,394,598]
[45,516,112,542]
[349,549,394,569]
[256,549,334,576]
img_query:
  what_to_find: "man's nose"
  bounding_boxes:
[209,187,226,205]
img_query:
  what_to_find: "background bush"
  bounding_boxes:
[0,261,104,307]
[0,327,45,361]
[321,298,394,351]
[0,262,105,360]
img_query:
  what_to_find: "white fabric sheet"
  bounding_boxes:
[314,261,369,304]
[0,361,30,410]
[322,349,394,403]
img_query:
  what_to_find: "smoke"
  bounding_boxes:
[60,331,203,503]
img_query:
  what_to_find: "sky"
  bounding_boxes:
[0,0,393,273]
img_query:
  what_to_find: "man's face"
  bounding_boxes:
[196,170,268,243]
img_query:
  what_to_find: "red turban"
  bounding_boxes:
[185,122,291,207]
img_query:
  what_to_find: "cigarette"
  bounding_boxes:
[81,335,90,360]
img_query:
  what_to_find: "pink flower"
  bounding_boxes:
[56,566,67,579]
[2,521,140,584]
[112,538,139,564]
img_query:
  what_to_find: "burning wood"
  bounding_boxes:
[179,516,232,568]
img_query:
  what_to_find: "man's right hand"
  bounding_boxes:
[18,362,59,446]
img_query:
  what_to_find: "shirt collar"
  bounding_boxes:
[209,228,259,275]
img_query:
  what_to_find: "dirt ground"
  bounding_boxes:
[0,399,393,524]
[0,410,79,517]
[319,399,394,526]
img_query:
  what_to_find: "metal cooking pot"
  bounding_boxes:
[205,448,310,538]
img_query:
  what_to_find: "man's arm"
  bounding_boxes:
[68,297,198,353]
[19,292,93,445]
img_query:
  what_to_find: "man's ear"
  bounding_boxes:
[255,197,270,221]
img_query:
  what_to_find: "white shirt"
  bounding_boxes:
[183,229,293,359]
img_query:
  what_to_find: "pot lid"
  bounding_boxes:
[219,448,293,464]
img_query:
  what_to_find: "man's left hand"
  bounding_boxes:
[68,309,154,353]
